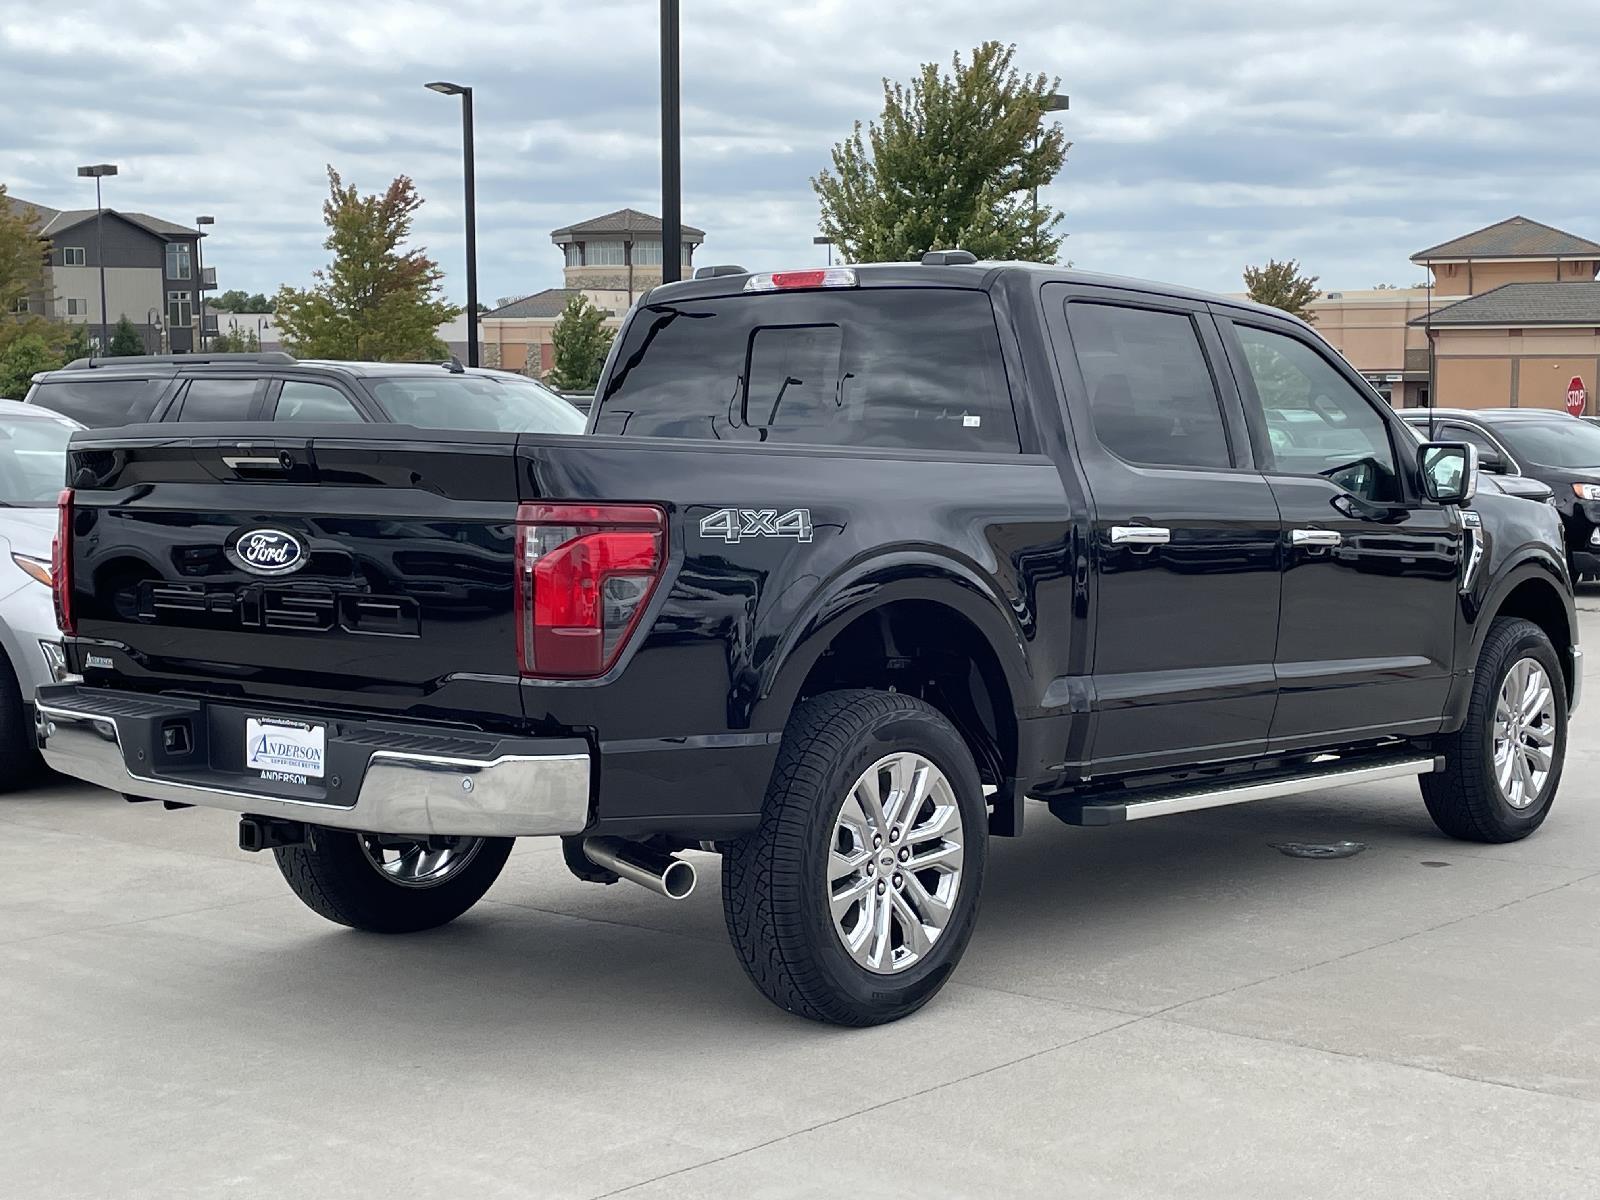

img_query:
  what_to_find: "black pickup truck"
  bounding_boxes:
[37,257,1580,1026]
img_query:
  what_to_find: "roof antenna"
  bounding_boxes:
[442,355,465,374]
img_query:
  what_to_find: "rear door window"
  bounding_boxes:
[175,378,263,421]
[1065,302,1234,469]
[24,378,167,427]
[593,288,1019,452]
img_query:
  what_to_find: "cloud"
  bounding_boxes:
[4,0,1598,304]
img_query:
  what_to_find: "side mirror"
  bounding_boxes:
[1478,447,1506,473]
[1419,442,1477,505]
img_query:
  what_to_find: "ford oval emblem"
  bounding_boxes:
[229,528,307,576]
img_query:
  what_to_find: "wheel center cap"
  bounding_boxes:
[879,853,895,870]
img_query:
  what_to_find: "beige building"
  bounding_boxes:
[481,209,704,379]
[1314,216,1600,412]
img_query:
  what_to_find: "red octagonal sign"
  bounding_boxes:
[1568,376,1588,417]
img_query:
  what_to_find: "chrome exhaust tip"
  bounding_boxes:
[582,836,696,900]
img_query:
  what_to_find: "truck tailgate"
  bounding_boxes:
[64,429,528,727]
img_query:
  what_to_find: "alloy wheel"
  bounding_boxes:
[1492,656,1556,810]
[826,751,966,974]
[360,835,484,888]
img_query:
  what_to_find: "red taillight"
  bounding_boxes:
[53,488,74,635]
[514,503,666,679]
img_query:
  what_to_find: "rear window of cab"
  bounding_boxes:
[25,378,165,427]
[592,287,1020,453]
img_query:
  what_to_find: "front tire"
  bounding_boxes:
[723,690,987,1026]
[0,652,39,793]
[1422,617,1566,843]
[274,830,513,933]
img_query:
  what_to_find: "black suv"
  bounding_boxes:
[23,352,585,435]
[1400,408,1600,578]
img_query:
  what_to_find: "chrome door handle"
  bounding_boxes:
[1290,529,1342,547]
[1110,526,1171,545]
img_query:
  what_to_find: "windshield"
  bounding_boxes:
[0,411,76,505]
[368,374,585,434]
[1493,419,1600,469]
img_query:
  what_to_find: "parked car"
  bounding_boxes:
[0,398,79,782]
[1395,419,1554,504]
[37,257,1577,1025]
[1400,408,1600,578]
[23,352,585,434]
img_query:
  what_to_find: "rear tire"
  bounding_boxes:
[722,690,986,1026]
[1421,617,1565,843]
[274,830,513,933]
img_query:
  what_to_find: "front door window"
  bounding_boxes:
[1235,324,1399,502]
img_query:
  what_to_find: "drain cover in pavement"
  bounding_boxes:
[1271,841,1367,859]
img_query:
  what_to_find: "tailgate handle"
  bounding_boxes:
[222,452,294,470]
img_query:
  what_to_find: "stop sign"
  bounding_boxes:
[1568,376,1588,417]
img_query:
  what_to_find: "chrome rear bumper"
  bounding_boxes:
[35,686,591,838]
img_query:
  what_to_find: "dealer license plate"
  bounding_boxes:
[245,717,326,783]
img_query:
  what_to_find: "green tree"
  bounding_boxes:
[212,290,272,313]
[1243,259,1321,322]
[0,184,74,356]
[59,323,90,362]
[211,325,261,353]
[0,184,50,321]
[813,42,1069,264]
[108,315,144,355]
[274,167,461,361]
[548,294,613,391]
[0,332,59,398]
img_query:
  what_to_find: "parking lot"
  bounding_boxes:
[2,606,1597,1200]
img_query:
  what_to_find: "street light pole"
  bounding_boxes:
[426,81,480,366]
[813,235,833,266]
[76,163,117,351]
[660,0,682,284]
[1032,94,1069,257]
[195,215,214,353]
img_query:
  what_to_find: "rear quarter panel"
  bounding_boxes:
[516,434,1077,831]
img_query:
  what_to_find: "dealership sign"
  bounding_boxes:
[1569,376,1588,417]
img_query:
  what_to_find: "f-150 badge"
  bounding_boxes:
[700,508,813,544]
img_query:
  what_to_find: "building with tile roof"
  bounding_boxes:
[480,209,705,379]
[1309,216,1600,411]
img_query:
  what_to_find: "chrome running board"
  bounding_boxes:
[1050,755,1442,827]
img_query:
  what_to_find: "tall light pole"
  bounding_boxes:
[1032,93,1069,256]
[660,0,682,284]
[426,81,479,366]
[76,163,117,351]
[195,215,214,353]
[813,235,833,266]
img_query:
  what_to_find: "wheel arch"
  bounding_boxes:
[1478,559,1576,701]
[754,557,1034,823]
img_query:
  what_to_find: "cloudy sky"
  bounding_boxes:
[4,0,1598,308]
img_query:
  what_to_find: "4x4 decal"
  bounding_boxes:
[699,508,814,544]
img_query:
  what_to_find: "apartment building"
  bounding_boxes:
[2,192,212,353]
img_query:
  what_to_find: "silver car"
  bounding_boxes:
[0,398,79,785]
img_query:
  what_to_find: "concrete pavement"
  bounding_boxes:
[4,608,1600,1198]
